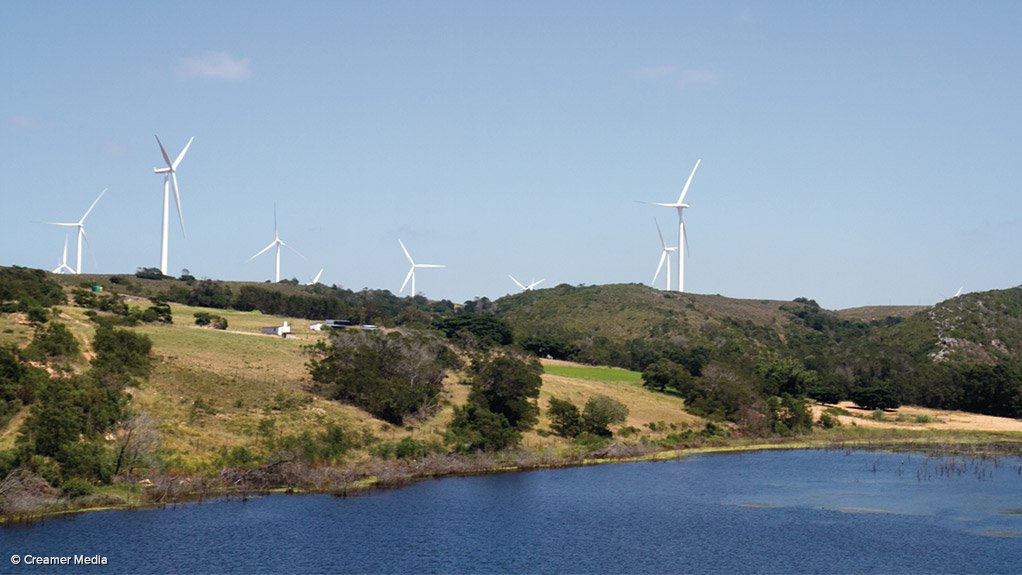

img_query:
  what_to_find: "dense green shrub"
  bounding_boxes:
[466,354,543,431]
[446,403,520,452]
[548,397,584,438]
[582,395,629,437]
[309,330,448,425]
[22,322,80,363]
[0,267,66,312]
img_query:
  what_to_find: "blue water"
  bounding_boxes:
[2,450,1021,574]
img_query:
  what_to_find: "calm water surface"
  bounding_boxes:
[2,450,1021,574]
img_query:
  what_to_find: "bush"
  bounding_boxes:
[817,413,841,429]
[90,326,153,384]
[194,312,228,329]
[134,267,168,280]
[22,322,80,363]
[548,397,584,438]
[446,403,520,452]
[309,330,448,425]
[466,354,543,431]
[582,395,629,437]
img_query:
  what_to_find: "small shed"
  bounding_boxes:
[261,321,291,337]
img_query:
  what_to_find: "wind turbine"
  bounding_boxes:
[153,135,193,275]
[45,188,106,274]
[646,159,700,293]
[508,275,544,292]
[307,268,324,286]
[399,239,444,296]
[248,206,303,283]
[52,235,76,274]
[651,220,678,291]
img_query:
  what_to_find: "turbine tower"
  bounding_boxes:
[509,275,544,292]
[248,206,303,282]
[648,159,700,293]
[153,135,193,275]
[399,239,444,296]
[651,220,677,291]
[46,188,106,274]
[52,235,76,274]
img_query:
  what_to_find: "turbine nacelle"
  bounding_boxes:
[398,239,444,295]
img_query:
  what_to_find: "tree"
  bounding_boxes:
[548,397,584,438]
[582,395,629,437]
[112,413,161,476]
[641,359,692,394]
[850,384,900,411]
[309,330,447,425]
[134,267,167,280]
[767,394,813,435]
[446,403,520,452]
[467,354,543,431]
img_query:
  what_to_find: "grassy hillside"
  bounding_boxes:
[497,283,794,342]
[0,295,706,470]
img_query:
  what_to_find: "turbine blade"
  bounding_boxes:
[529,279,545,289]
[155,135,173,168]
[416,264,444,268]
[398,239,414,265]
[172,136,194,170]
[311,268,323,284]
[80,188,107,223]
[677,159,701,204]
[509,275,527,290]
[655,219,666,248]
[248,240,276,261]
[172,173,185,236]
[682,216,690,257]
[400,268,414,293]
[45,222,79,228]
[653,251,667,285]
[283,242,306,259]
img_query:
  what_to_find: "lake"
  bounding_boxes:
[2,450,1021,574]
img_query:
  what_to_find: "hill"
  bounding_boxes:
[3,267,1022,519]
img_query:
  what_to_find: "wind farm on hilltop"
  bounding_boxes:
[30,130,718,301]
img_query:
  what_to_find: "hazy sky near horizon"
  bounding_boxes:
[3,1,1020,309]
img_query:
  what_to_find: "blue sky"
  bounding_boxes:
[3,1,1020,309]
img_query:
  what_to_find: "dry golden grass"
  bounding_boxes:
[2,298,703,465]
[814,402,1022,433]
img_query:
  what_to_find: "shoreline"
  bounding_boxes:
[5,429,1022,525]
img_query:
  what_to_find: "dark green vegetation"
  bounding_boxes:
[499,284,1022,425]
[446,354,544,452]
[309,330,454,425]
[548,395,629,438]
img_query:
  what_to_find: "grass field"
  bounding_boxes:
[542,362,644,383]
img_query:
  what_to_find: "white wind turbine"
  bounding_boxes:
[153,135,193,275]
[508,275,544,292]
[248,207,303,283]
[647,159,700,293]
[45,188,106,274]
[52,235,76,274]
[399,239,444,296]
[651,220,678,291]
